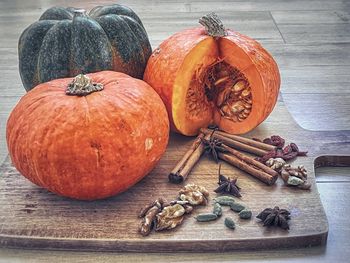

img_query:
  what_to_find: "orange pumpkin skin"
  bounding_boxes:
[144,27,280,135]
[6,71,169,200]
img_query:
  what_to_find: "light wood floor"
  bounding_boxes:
[0,0,349,262]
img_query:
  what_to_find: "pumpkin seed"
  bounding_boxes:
[221,105,232,116]
[233,81,246,92]
[241,89,251,98]
[244,103,252,109]
[238,113,245,118]
[241,112,249,118]
[239,209,252,219]
[224,217,236,230]
[214,76,229,86]
[213,203,222,216]
[231,101,245,113]
[195,213,218,222]
[243,108,251,114]
[230,202,245,212]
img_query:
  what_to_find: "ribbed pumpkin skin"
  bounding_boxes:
[19,4,152,91]
[6,71,169,200]
[144,27,280,135]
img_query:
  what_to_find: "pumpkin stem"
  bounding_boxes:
[199,13,226,37]
[73,9,87,19]
[66,74,103,96]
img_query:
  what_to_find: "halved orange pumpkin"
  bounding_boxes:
[144,13,280,136]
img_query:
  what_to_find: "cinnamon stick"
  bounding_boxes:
[218,152,278,185]
[168,133,206,183]
[213,130,276,152]
[220,144,278,177]
[200,128,269,156]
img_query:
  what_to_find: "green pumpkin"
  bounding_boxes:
[19,4,152,91]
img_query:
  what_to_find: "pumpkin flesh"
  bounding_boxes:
[216,36,266,134]
[173,37,218,135]
[144,28,280,136]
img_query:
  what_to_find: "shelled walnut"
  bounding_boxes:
[156,204,186,231]
[281,164,311,190]
[178,184,209,205]
[265,158,286,172]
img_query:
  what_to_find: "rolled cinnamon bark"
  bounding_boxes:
[218,152,278,185]
[221,144,278,177]
[213,130,276,152]
[200,128,269,156]
[200,128,275,155]
[168,133,207,183]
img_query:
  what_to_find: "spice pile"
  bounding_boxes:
[169,126,310,191]
[139,126,308,236]
[139,169,292,236]
[193,174,290,231]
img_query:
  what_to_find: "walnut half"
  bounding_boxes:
[138,198,168,236]
[178,183,209,205]
[155,204,186,231]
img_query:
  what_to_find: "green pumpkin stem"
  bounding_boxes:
[66,74,103,96]
[199,13,226,37]
[73,9,87,19]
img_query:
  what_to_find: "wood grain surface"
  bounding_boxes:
[0,97,349,251]
[0,0,349,261]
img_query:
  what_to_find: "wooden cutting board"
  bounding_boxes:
[0,96,349,252]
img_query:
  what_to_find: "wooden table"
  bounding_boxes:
[0,0,349,261]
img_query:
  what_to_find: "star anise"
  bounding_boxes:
[214,164,241,197]
[256,206,291,230]
[202,132,226,162]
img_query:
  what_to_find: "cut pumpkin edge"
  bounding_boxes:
[171,36,269,136]
[172,37,217,136]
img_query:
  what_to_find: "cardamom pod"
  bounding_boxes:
[224,217,235,229]
[213,203,222,216]
[238,209,252,219]
[287,176,304,186]
[195,213,218,222]
[230,202,245,212]
[214,196,235,206]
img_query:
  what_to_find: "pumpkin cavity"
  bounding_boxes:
[186,60,252,123]
[144,14,280,136]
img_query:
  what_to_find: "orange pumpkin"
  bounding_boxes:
[144,13,280,136]
[6,71,169,200]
